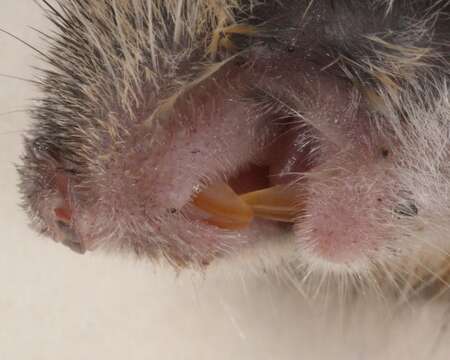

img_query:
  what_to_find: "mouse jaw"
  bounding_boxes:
[17,0,450,285]
[21,48,405,268]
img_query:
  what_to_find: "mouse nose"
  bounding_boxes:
[53,203,86,254]
[62,235,86,254]
[63,240,86,254]
[55,219,86,254]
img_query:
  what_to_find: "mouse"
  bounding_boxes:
[17,0,450,300]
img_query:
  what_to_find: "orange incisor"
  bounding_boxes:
[193,182,299,229]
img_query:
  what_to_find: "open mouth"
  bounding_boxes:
[149,51,391,265]
[187,123,315,232]
[191,169,299,230]
[167,104,322,259]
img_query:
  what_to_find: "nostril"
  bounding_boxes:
[56,219,70,231]
[54,207,72,223]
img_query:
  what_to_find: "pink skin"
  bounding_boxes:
[252,52,393,262]
[46,47,395,264]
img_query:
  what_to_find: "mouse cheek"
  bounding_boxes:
[300,161,390,263]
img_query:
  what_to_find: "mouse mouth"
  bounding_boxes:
[39,51,385,266]
[182,116,316,233]
[192,176,297,229]
[146,51,389,265]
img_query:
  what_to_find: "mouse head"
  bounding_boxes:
[18,0,450,290]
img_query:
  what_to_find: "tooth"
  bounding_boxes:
[193,182,254,228]
[193,182,300,229]
[239,185,299,223]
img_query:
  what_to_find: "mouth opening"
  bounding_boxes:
[185,116,317,231]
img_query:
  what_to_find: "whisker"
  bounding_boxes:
[280,266,311,302]
[310,269,328,301]
[0,109,28,117]
[34,0,62,20]
[415,233,450,258]
[383,260,419,308]
[374,259,408,302]
[426,277,450,304]
[416,258,449,288]
[0,73,38,84]
[398,253,450,300]
[0,27,49,60]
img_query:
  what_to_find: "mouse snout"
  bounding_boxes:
[54,218,86,255]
